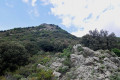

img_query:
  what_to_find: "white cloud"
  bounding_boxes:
[22,0,29,3]
[44,0,120,37]
[22,0,37,7]
[32,0,37,7]
[40,0,49,5]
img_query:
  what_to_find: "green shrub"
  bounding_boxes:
[59,47,72,58]
[112,48,120,57]
[77,46,83,52]
[58,66,69,74]
[13,74,23,80]
[0,42,29,75]
[40,56,50,65]
[63,58,71,67]
[37,69,54,80]
[110,73,120,80]
[0,76,6,80]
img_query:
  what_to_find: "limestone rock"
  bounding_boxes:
[70,54,85,66]
[37,64,45,68]
[51,62,62,70]
[53,71,61,77]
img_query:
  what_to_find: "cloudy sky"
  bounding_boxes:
[0,0,120,37]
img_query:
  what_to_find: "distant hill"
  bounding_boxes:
[0,23,80,52]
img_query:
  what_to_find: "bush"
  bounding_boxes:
[77,46,83,52]
[63,58,71,67]
[112,48,120,57]
[13,74,23,80]
[0,42,29,75]
[110,73,120,80]
[38,40,54,52]
[40,56,50,65]
[24,42,39,55]
[37,69,54,80]
[59,47,72,58]
[58,66,69,74]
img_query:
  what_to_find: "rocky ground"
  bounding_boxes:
[47,44,120,80]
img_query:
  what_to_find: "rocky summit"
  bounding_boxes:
[49,44,120,80]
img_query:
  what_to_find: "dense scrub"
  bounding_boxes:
[0,42,29,75]
[0,24,79,78]
[81,29,119,50]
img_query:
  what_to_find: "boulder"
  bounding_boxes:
[37,64,45,68]
[84,57,94,66]
[53,71,61,77]
[50,62,62,70]
[70,54,85,66]
[82,47,95,57]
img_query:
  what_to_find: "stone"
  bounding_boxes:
[104,61,118,70]
[105,78,110,80]
[105,71,111,77]
[82,47,95,57]
[70,54,85,66]
[98,74,105,79]
[110,57,120,64]
[93,57,99,61]
[84,57,94,66]
[37,64,45,68]
[53,71,61,77]
[51,62,62,69]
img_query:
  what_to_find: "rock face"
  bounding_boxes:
[56,44,120,80]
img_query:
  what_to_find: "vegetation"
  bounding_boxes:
[0,24,120,80]
[0,42,29,75]
[0,24,79,79]
[112,48,120,57]
[110,73,120,80]
[37,69,54,80]
[81,29,118,50]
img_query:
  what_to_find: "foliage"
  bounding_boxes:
[112,48,120,57]
[40,56,50,65]
[24,42,39,55]
[110,73,120,80]
[0,24,79,53]
[81,29,118,50]
[77,46,83,52]
[63,58,71,68]
[58,66,69,74]
[38,40,54,52]
[59,46,72,58]
[0,42,29,75]
[37,69,54,80]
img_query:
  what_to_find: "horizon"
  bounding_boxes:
[0,0,120,37]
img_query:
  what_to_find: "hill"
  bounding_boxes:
[0,24,120,80]
[0,23,79,52]
[1,44,120,80]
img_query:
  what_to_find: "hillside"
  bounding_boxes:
[0,23,79,52]
[0,23,78,41]
[1,44,120,80]
[0,24,120,80]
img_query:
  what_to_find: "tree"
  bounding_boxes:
[81,29,117,50]
[0,42,29,75]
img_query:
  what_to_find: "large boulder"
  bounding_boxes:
[53,71,61,77]
[70,54,85,66]
[82,47,95,57]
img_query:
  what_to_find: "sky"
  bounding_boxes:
[0,0,120,37]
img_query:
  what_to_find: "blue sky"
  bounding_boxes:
[0,0,120,37]
[0,0,60,29]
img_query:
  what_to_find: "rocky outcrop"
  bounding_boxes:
[59,44,120,80]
